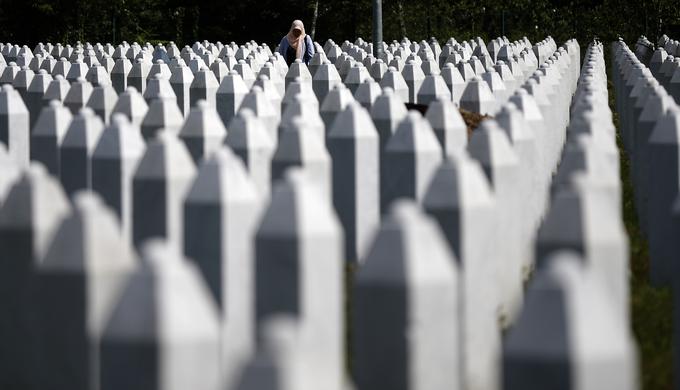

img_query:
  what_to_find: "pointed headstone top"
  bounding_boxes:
[41,190,136,272]
[62,107,105,150]
[191,67,220,89]
[112,86,149,125]
[169,63,194,84]
[226,108,274,150]
[468,119,520,168]
[179,99,227,138]
[257,167,340,237]
[423,152,494,208]
[508,89,544,123]
[217,70,249,94]
[460,76,495,106]
[93,113,146,159]
[104,238,220,340]
[134,130,196,179]
[321,83,355,111]
[0,83,28,113]
[371,87,408,121]
[328,101,378,138]
[495,103,535,144]
[33,99,73,137]
[359,199,458,284]
[386,111,441,153]
[43,74,70,101]
[425,97,466,133]
[144,72,176,101]
[418,73,452,104]
[185,146,259,204]
[0,162,71,258]
[649,105,680,144]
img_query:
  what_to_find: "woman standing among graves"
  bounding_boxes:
[278,19,315,66]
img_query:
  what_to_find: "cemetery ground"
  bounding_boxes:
[0,34,667,390]
[363,51,680,389]
[343,100,487,377]
[341,52,664,388]
[609,62,673,390]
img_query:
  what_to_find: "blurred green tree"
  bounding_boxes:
[0,0,677,56]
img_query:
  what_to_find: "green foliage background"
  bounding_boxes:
[0,0,678,47]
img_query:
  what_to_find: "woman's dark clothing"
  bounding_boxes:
[278,34,314,66]
[285,45,298,66]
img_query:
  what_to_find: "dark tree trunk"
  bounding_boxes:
[311,0,319,39]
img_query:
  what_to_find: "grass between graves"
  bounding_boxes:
[607,64,673,390]
[345,262,356,377]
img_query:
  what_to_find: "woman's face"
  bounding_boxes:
[292,28,302,38]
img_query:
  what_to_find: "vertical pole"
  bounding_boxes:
[373,0,383,59]
[311,0,319,40]
[427,0,432,38]
[643,0,648,38]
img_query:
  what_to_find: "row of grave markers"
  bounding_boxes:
[619,34,680,390]
[504,40,636,389]
[647,35,680,103]
[0,33,639,390]
[0,34,565,264]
